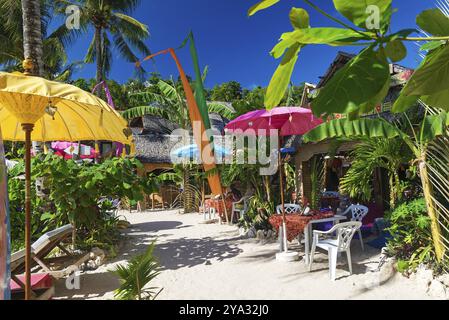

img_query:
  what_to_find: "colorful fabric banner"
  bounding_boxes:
[92,81,124,157]
[137,47,223,196]
[0,127,11,300]
[181,32,212,131]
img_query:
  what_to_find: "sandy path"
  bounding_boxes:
[54,210,431,300]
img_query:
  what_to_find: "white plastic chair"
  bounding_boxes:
[309,221,362,281]
[276,204,301,215]
[342,205,369,251]
[231,196,250,223]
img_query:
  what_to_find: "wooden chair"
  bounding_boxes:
[149,193,164,210]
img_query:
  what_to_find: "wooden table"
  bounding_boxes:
[303,215,347,265]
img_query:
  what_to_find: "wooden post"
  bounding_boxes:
[22,123,34,300]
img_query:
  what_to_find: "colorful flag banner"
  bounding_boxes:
[179,31,212,132]
[137,47,223,196]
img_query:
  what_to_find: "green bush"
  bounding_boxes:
[8,155,156,251]
[386,198,435,273]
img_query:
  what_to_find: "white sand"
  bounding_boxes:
[54,209,433,300]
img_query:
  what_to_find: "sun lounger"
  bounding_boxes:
[10,274,54,300]
[10,224,74,298]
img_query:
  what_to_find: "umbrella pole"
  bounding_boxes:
[279,136,288,253]
[22,123,34,300]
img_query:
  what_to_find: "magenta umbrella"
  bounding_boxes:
[225,107,323,256]
[226,107,323,136]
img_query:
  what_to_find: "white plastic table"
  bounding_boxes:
[303,215,347,265]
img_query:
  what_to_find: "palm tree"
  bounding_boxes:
[0,0,80,80]
[54,0,151,86]
[20,0,44,76]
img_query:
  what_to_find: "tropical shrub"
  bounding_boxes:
[8,154,156,251]
[112,242,162,300]
[386,198,436,273]
[339,137,413,209]
[238,194,274,232]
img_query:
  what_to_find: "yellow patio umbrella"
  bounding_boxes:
[0,71,133,300]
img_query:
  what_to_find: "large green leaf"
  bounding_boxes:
[290,7,310,29]
[357,75,391,115]
[248,0,280,16]
[402,44,449,96]
[311,48,390,117]
[392,92,420,113]
[265,44,301,110]
[416,9,449,37]
[333,0,392,31]
[420,41,445,52]
[302,118,403,143]
[420,112,449,143]
[271,28,370,59]
[385,40,407,62]
[421,89,449,111]
[270,8,310,60]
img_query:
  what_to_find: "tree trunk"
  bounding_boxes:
[419,159,445,262]
[95,26,103,88]
[21,0,43,76]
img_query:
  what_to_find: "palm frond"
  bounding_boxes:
[84,34,96,64]
[113,12,150,38]
[122,105,166,120]
[112,241,161,300]
[128,91,166,106]
[157,80,179,101]
[112,31,139,63]
[207,102,236,119]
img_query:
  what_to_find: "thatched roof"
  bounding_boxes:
[134,134,182,164]
[132,113,230,164]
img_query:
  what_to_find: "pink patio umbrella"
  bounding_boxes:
[225,107,323,260]
[226,107,323,136]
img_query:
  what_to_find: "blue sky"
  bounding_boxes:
[60,0,437,89]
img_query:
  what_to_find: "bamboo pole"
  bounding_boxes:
[22,123,34,300]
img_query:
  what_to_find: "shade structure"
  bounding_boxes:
[225,107,323,136]
[0,72,132,144]
[0,72,133,300]
[225,106,323,256]
[171,144,231,160]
